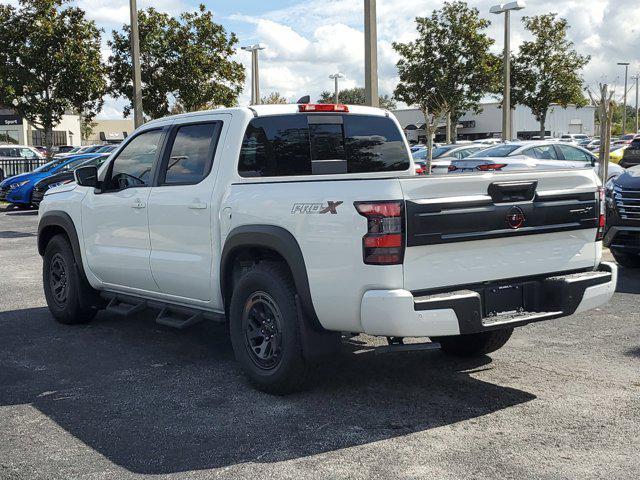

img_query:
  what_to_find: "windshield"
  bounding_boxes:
[469,144,521,158]
[35,158,66,173]
[59,156,95,172]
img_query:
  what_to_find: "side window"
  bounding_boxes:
[456,148,474,159]
[160,122,222,185]
[20,148,36,159]
[238,115,311,177]
[527,145,559,160]
[107,129,162,190]
[557,144,590,162]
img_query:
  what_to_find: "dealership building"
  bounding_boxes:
[0,108,81,147]
[393,102,596,143]
[0,108,135,147]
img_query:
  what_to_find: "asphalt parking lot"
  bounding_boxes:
[0,205,638,480]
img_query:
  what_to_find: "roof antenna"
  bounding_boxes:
[296,95,310,104]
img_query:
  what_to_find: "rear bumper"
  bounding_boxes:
[360,262,617,337]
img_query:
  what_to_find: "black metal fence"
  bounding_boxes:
[0,158,49,181]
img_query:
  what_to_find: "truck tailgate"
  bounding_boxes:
[400,169,601,292]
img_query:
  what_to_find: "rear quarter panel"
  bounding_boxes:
[224,179,405,332]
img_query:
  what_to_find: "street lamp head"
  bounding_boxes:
[618,62,630,66]
[329,72,344,80]
[241,43,265,52]
[490,1,526,14]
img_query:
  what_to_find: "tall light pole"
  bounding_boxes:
[618,62,630,135]
[242,44,265,105]
[329,73,344,103]
[364,0,379,107]
[632,74,639,134]
[491,1,526,142]
[129,0,143,128]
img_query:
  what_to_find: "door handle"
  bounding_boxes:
[188,202,208,210]
[131,200,146,209]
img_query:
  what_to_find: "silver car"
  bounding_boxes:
[448,141,623,181]
[412,144,489,174]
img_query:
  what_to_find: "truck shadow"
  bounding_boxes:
[0,307,536,475]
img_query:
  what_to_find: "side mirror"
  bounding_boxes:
[74,165,99,188]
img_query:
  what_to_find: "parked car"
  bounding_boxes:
[473,138,502,145]
[0,153,103,207]
[604,166,640,267]
[610,145,628,164]
[95,145,118,154]
[585,139,601,151]
[412,144,488,174]
[37,103,616,394]
[31,153,111,207]
[559,133,590,143]
[448,141,623,181]
[619,136,640,168]
[52,145,103,159]
[0,145,44,181]
[613,134,636,146]
[53,145,76,154]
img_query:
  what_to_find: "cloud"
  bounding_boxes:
[4,0,637,117]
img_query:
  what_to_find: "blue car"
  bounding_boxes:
[0,153,107,207]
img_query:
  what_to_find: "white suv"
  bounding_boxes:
[38,104,617,393]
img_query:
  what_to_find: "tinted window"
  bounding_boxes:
[469,144,520,158]
[0,147,18,157]
[556,144,590,161]
[239,115,311,177]
[108,130,161,189]
[162,123,221,184]
[342,115,409,173]
[238,114,409,177]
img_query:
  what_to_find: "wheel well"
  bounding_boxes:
[222,247,293,313]
[38,225,69,256]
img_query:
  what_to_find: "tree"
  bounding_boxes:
[0,0,107,153]
[511,14,590,139]
[261,92,289,104]
[394,1,497,144]
[108,5,245,120]
[317,87,397,110]
[80,116,97,143]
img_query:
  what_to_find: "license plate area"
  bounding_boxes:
[483,283,525,317]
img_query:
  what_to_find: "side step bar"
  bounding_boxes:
[105,296,146,316]
[156,307,203,330]
[100,292,225,329]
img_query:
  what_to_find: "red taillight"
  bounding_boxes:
[415,165,425,175]
[477,163,507,171]
[355,201,405,265]
[298,103,349,113]
[596,186,606,241]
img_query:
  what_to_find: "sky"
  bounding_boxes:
[3,0,640,118]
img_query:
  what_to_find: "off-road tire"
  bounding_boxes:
[229,261,310,395]
[43,234,99,324]
[433,328,514,357]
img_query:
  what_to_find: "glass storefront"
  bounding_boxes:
[0,130,20,144]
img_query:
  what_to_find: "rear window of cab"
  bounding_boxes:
[238,114,410,177]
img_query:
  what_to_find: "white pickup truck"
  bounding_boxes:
[38,104,617,393]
